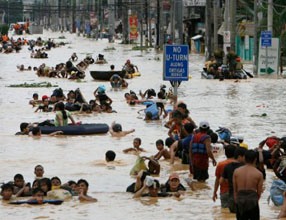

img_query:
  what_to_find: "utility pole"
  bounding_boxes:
[223,0,229,64]
[229,0,236,51]
[205,0,212,59]
[122,0,129,43]
[48,1,51,29]
[58,0,61,31]
[177,0,183,44]
[145,0,148,47]
[170,0,174,43]
[108,0,115,42]
[148,0,152,47]
[253,0,258,75]
[72,0,76,33]
[213,0,219,51]
[156,0,160,48]
[7,0,9,25]
[140,1,143,48]
[267,0,273,32]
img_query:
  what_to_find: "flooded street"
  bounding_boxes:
[0,31,285,219]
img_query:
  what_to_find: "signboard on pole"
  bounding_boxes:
[163,45,189,81]
[129,15,138,40]
[258,38,279,75]
[261,30,272,47]
[223,31,231,43]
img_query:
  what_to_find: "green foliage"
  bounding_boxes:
[132,46,151,51]
[259,1,286,37]
[0,0,23,24]
[0,24,9,35]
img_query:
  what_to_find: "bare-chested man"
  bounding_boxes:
[220,147,246,213]
[233,150,263,220]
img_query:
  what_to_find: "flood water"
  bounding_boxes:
[0,31,285,219]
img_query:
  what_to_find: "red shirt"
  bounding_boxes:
[215,158,235,194]
[265,136,280,149]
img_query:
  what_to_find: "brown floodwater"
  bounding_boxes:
[0,31,285,219]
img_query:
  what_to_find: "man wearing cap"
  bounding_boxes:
[237,135,248,149]
[162,173,186,194]
[189,121,217,182]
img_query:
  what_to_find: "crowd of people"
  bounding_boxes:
[33,53,94,79]
[3,31,286,219]
[0,35,27,53]
[204,47,247,80]
[6,65,286,217]
[1,165,97,203]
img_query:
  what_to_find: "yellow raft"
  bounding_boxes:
[126,71,141,78]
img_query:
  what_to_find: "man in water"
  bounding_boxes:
[212,144,236,208]
[189,121,216,182]
[15,122,31,135]
[124,59,138,74]
[220,147,246,213]
[233,150,263,220]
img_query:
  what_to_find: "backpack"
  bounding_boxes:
[216,127,232,142]
[269,179,286,206]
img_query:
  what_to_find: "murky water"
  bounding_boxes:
[0,31,285,219]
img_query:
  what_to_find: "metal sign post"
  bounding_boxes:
[163,45,189,103]
[261,31,272,74]
[258,38,279,75]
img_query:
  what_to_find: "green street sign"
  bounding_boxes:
[260,67,275,74]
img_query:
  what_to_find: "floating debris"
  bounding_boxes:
[7,82,58,88]
[104,47,116,51]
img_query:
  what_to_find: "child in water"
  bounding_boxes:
[77,179,97,202]
[51,176,62,190]
[12,174,31,197]
[123,138,145,154]
[1,183,14,201]
[152,139,170,160]
[105,150,116,162]
[109,121,135,137]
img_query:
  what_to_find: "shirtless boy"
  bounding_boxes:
[77,179,97,202]
[123,138,145,154]
[233,150,263,220]
[109,121,135,137]
[153,139,170,160]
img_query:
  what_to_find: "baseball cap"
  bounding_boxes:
[199,121,209,129]
[41,95,49,101]
[230,136,240,145]
[169,173,180,181]
[237,135,244,141]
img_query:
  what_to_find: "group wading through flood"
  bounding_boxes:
[1,30,286,219]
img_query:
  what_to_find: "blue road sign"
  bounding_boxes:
[163,45,189,81]
[261,31,272,47]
